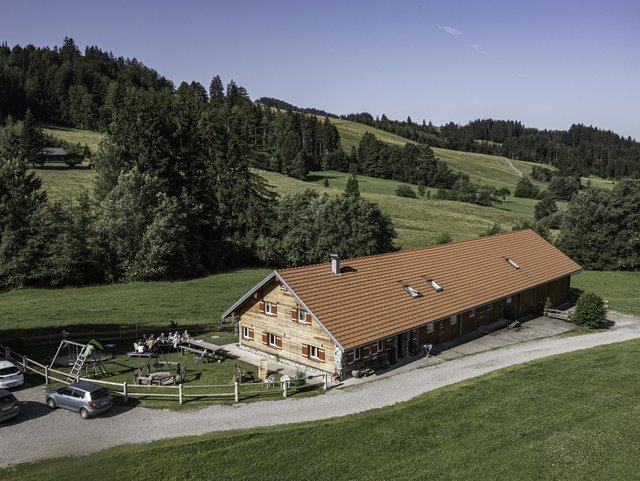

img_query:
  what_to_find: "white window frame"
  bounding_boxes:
[242,326,251,339]
[265,302,275,316]
[427,279,444,292]
[309,345,320,360]
[469,309,476,318]
[506,296,512,304]
[353,347,361,361]
[486,303,493,311]
[297,309,307,323]
[377,340,384,352]
[427,323,434,333]
[450,315,457,325]
[268,333,278,347]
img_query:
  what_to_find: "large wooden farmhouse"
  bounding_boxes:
[222,229,582,380]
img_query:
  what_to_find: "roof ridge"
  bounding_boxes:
[278,229,535,274]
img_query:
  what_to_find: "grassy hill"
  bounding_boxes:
[7,338,640,480]
[260,169,528,249]
[43,125,104,152]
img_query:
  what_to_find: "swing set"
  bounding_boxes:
[50,339,112,379]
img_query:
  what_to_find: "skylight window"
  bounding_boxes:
[426,279,444,292]
[505,258,520,269]
[402,284,422,298]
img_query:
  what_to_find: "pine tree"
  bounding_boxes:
[21,110,45,163]
[345,174,360,197]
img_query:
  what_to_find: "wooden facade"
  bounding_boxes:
[234,274,573,379]
[237,279,335,375]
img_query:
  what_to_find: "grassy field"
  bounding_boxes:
[7,339,640,480]
[0,269,270,333]
[33,165,96,201]
[43,125,104,152]
[261,169,529,248]
[572,271,640,316]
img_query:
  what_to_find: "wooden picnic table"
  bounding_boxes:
[179,340,228,362]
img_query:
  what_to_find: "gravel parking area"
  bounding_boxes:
[1,311,639,468]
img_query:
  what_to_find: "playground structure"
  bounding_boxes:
[50,339,112,381]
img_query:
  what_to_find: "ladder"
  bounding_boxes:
[66,344,94,382]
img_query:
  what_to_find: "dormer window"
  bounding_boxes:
[402,284,422,298]
[426,279,443,292]
[505,258,520,269]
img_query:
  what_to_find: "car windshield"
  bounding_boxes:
[0,366,19,376]
[90,388,110,400]
[0,394,16,404]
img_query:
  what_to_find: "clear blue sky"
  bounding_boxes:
[5,0,640,138]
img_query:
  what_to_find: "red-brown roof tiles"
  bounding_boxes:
[278,229,581,349]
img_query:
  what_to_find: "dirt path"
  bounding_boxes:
[504,157,523,177]
[2,311,639,468]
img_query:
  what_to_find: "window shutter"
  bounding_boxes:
[302,344,309,357]
[318,349,325,362]
[258,301,265,314]
[305,312,312,325]
[272,304,278,316]
[249,328,254,340]
[261,332,267,345]
[276,336,283,349]
[291,308,297,322]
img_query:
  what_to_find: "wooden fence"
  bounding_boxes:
[1,343,326,404]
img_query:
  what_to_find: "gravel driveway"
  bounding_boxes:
[2,311,639,468]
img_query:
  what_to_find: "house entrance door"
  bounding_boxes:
[397,333,407,358]
[436,321,447,343]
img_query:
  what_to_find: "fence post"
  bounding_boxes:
[179,383,183,405]
[22,355,28,372]
[283,380,288,399]
[45,365,50,384]
[4,346,9,360]
[323,372,328,390]
[234,380,239,403]
[123,381,128,403]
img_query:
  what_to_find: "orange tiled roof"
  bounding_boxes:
[278,229,581,349]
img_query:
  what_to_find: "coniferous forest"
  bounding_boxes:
[1,39,639,291]
[0,39,393,290]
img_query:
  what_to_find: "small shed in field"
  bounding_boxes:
[40,147,67,163]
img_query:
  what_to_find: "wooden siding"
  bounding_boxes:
[238,279,335,374]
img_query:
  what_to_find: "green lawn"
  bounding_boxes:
[15,337,307,408]
[7,339,640,480]
[572,271,640,315]
[0,269,270,334]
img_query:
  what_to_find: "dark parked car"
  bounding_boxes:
[46,381,113,419]
[0,389,20,423]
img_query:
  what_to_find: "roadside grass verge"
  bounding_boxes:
[6,339,640,480]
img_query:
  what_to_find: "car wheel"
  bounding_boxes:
[47,397,56,409]
[80,408,90,419]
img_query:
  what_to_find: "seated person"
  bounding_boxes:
[137,342,146,353]
[182,330,190,341]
